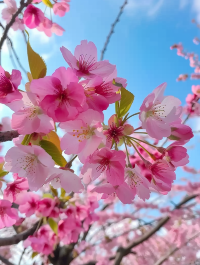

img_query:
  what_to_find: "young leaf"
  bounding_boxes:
[31,252,38,259]
[26,31,47,79]
[43,193,54,199]
[118,87,134,118]
[39,140,66,167]
[50,185,58,197]
[42,0,53,8]
[48,218,58,234]
[42,131,63,154]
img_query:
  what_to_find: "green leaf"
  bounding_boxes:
[60,188,66,198]
[31,252,38,259]
[0,171,8,178]
[118,87,134,118]
[39,140,66,167]
[48,218,58,234]
[43,193,54,199]
[50,185,58,197]
[25,30,47,79]
[42,0,53,8]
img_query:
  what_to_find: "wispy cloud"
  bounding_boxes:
[192,0,200,23]
[179,0,189,9]
[125,0,165,17]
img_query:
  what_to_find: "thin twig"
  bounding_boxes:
[154,231,200,265]
[18,248,26,265]
[0,0,32,50]
[100,0,128,60]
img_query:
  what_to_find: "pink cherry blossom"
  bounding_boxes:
[46,168,83,193]
[104,115,134,147]
[92,182,135,204]
[80,70,126,112]
[53,2,70,17]
[0,199,18,228]
[23,5,44,29]
[150,160,176,194]
[169,122,193,141]
[60,40,116,79]
[81,147,126,186]
[24,225,56,255]
[51,23,65,36]
[30,67,85,122]
[37,198,56,217]
[60,109,104,163]
[1,0,17,23]
[12,17,25,31]
[3,174,29,202]
[37,17,52,37]
[125,165,151,201]
[17,192,40,217]
[163,143,189,167]
[192,85,200,97]
[0,66,22,104]
[4,145,55,191]
[58,217,83,244]
[139,82,182,140]
[11,92,54,134]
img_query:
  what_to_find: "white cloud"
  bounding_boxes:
[179,0,189,9]
[148,0,164,17]
[31,29,52,44]
[192,0,200,23]
[125,0,165,17]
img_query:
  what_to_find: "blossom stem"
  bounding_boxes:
[128,140,146,162]
[124,138,132,168]
[65,155,77,168]
[134,126,142,131]
[129,136,158,149]
[124,112,140,123]
[132,139,155,160]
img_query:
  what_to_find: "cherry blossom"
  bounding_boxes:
[81,147,126,186]
[139,82,182,139]
[53,1,70,17]
[11,92,54,134]
[0,66,22,104]
[60,109,105,163]
[4,145,55,191]
[3,174,29,202]
[0,199,18,228]
[23,5,44,29]
[30,67,85,122]
[17,192,40,217]
[60,40,116,79]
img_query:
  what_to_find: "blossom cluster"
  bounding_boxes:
[1,0,69,36]
[0,39,193,238]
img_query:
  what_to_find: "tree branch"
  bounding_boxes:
[0,0,32,51]
[113,194,199,265]
[0,221,39,247]
[0,130,19,142]
[100,0,128,60]
[154,231,200,265]
[0,255,15,265]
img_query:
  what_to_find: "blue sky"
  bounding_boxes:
[0,0,200,180]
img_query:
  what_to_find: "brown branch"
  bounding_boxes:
[0,255,14,265]
[100,0,128,60]
[0,0,32,51]
[0,221,39,247]
[154,231,200,265]
[113,194,199,265]
[0,130,19,142]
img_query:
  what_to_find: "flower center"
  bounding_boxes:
[17,155,37,175]
[95,82,113,97]
[77,54,96,74]
[0,74,13,98]
[96,158,110,172]
[72,125,95,142]
[126,170,142,188]
[146,103,167,122]
[104,123,124,143]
